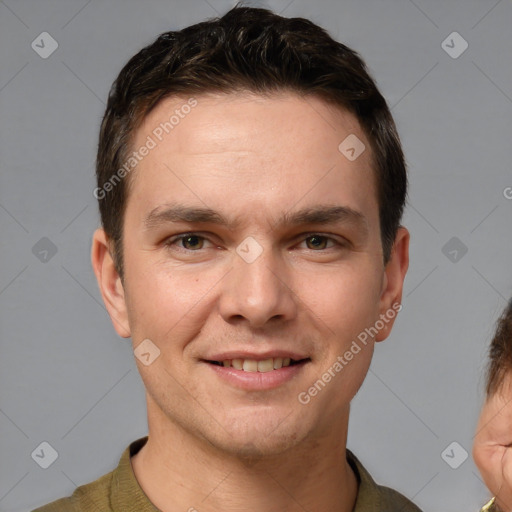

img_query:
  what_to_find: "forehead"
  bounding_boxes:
[134,90,368,162]
[126,91,378,232]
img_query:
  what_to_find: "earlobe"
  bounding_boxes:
[91,228,131,338]
[375,226,410,342]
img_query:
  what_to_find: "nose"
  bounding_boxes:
[217,242,298,329]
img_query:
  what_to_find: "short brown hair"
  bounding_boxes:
[486,299,512,397]
[95,3,407,280]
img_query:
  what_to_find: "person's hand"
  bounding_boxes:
[474,380,512,512]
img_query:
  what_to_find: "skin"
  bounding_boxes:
[474,373,512,511]
[91,91,409,512]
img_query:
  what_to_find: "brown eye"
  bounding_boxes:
[305,235,330,250]
[180,235,204,250]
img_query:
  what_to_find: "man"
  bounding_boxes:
[34,4,419,511]
[474,299,512,512]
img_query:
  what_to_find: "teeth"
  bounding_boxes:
[243,359,258,372]
[273,357,283,369]
[257,358,274,372]
[215,357,299,371]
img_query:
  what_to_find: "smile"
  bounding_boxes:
[207,357,309,372]
[204,357,311,391]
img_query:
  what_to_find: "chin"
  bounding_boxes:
[206,415,309,459]
[217,431,303,460]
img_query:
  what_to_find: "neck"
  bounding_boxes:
[131,402,358,512]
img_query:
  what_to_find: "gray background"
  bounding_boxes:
[1,0,511,510]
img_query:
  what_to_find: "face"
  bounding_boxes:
[473,374,512,509]
[93,91,409,457]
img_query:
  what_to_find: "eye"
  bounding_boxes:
[164,233,211,251]
[300,234,344,251]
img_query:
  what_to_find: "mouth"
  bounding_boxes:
[205,357,311,372]
[203,354,312,390]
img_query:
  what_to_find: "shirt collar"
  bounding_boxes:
[111,436,379,512]
[346,448,383,511]
[110,436,160,511]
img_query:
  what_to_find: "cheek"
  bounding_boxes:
[124,263,210,343]
[306,336,374,419]
[301,262,382,332]
[341,348,374,401]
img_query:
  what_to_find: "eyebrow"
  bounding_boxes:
[143,202,369,236]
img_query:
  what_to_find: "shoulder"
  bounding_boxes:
[373,482,423,512]
[31,466,114,512]
[347,449,423,512]
[31,437,150,512]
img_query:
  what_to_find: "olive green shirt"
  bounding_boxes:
[33,436,422,512]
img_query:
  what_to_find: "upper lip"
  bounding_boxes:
[204,350,310,361]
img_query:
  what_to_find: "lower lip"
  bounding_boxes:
[205,361,309,390]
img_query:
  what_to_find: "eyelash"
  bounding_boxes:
[163,232,347,252]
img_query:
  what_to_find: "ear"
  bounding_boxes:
[375,226,410,342]
[91,228,131,338]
